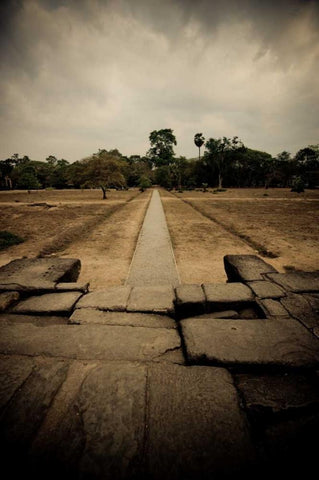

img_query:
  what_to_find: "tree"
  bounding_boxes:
[80,151,126,199]
[147,129,177,167]
[204,136,245,189]
[194,133,205,161]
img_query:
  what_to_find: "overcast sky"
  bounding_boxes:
[1,0,318,162]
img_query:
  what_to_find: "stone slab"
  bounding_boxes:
[70,308,177,328]
[75,286,131,311]
[0,291,20,312]
[281,293,319,329]
[180,316,319,368]
[247,280,285,299]
[266,271,319,293]
[0,355,35,412]
[203,282,254,311]
[224,254,277,282]
[11,291,82,315]
[148,364,256,479]
[55,282,89,293]
[175,284,206,319]
[78,363,146,478]
[0,321,181,362]
[0,358,69,449]
[259,298,290,317]
[0,257,81,291]
[0,313,68,326]
[127,285,175,315]
[235,372,319,415]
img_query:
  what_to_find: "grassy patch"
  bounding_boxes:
[0,231,24,250]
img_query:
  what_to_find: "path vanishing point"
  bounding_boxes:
[0,188,319,479]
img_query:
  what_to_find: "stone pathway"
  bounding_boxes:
[1,251,319,477]
[125,189,180,286]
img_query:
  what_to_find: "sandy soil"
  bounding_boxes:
[0,189,150,287]
[161,188,319,283]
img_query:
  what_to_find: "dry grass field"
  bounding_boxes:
[1,187,318,287]
[161,188,319,283]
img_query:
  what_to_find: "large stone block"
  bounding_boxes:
[234,372,319,415]
[0,355,35,412]
[281,293,319,329]
[70,309,177,329]
[0,257,81,292]
[0,321,181,362]
[174,284,206,319]
[75,286,131,311]
[224,254,277,282]
[11,291,82,315]
[259,298,290,317]
[266,272,319,293]
[203,282,254,312]
[147,364,257,479]
[180,316,319,368]
[127,286,175,315]
[247,280,285,299]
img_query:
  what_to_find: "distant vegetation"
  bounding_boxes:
[1,132,318,196]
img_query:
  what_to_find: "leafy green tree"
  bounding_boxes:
[194,133,205,161]
[79,151,126,199]
[204,136,245,188]
[147,129,177,167]
[14,164,41,190]
[154,165,172,189]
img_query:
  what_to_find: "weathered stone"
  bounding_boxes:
[238,307,260,319]
[281,293,319,329]
[0,291,20,312]
[203,282,254,312]
[196,310,240,319]
[234,372,319,415]
[76,286,131,311]
[247,280,285,299]
[78,363,146,479]
[266,271,319,293]
[0,257,81,291]
[0,358,69,448]
[174,284,205,319]
[70,308,177,328]
[304,293,319,312]
[180,316,319,368]
[29,361,93,477]
[11,291,82,315]
[55,282,89,293]
[148,364,257,479]
[0,313,68,326]
[259,298,290,317]
[0,321,181,362]
[224,254,277,282]
[127,285,175,315]
[0,355,35,411]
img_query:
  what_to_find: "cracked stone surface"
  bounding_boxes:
[11,291,83,315]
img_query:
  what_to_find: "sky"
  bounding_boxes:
[0,0,318,162]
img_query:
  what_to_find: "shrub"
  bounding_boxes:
[0,231,24,250]
[291,176,305,193]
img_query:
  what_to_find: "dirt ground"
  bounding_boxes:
[160,188,319,283]
[1,187,318,287]
[0,189,151,288]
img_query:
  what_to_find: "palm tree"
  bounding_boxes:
[194,133,205,161]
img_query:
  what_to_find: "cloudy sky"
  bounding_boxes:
[1,0,318,162]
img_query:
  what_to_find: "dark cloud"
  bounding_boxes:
[0,0,318,160]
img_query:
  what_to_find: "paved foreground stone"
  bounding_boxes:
[1,253,319,479]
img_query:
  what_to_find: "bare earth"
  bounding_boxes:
[161,188,319,284]
[1,187,318,287]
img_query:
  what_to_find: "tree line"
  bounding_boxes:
[1,130,318,197]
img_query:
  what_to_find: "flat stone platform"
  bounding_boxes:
[0,254,319,479]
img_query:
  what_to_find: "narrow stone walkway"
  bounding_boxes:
[125,189,180,287]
